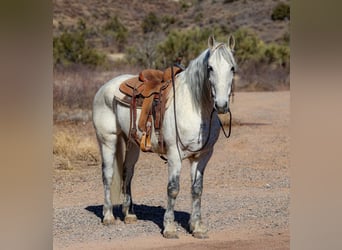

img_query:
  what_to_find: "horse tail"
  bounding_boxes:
[93,82,126,206]
[110,134,125,205]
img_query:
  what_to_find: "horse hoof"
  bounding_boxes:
[192,231,209,239]
[163,223,179,239]
[163,231,179,239]
[124,214,137,224]
[103,217,116,225]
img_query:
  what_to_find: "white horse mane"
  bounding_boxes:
[182,43,237,114]
[183,49,211,113]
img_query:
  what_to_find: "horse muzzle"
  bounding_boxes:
[214,101,229,114]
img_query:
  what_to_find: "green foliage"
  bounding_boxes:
[161,15,176,32]
[194,12,204,23]
[156,27,215,67]
[125,33,162,69]
[233,28,265,64]
[264,43,290,67]
[233,28,289,67]
[102,16,128,51]
[142,12,160,33]
[179,0,191,11]
[271,3,290,21]
[282,31,290,45]
[53,29,105,67]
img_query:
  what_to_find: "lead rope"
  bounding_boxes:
[218,108,232,138]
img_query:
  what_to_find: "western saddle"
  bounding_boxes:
[118,66,183,153]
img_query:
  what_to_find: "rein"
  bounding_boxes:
[170,65,232,154]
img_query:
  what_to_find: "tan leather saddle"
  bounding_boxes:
[119,66,183,152]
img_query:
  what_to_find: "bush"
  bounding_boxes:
[102,16,128,52]
[156,27,214,67]
[53,28,105,67]
[229,28,290,90]
[233,28,265,64]
[264,43,290,67]
[142,12,160,33]
[125,33,162,69]
[271,3,290,21]
[161,15,176,31]
[232,28,289,67]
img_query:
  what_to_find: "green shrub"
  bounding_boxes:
[232,28,289,67]
[159,15,176,33]
[53,20,105,67]
[142,12,160,33]
[264,43,290,67]
[156,27,214,67]
[282,31,290,45]
[124,33,163,69]
[271,3,290,21]
[233,28,265,64]
[180,0,191,11]
[102,16,128,51]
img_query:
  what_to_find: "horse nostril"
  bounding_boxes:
[214,101,229,114]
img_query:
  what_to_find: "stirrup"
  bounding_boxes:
[140,132,152,152]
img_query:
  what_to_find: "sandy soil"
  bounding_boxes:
[53,91,290,249]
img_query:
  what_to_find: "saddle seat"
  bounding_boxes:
[120,67,180,98]
[118,66,182,152]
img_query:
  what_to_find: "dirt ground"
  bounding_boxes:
[53,91,290,249]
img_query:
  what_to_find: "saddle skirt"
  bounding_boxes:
[113,66,182,153]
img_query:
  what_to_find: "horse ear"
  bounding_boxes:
[208,35,215,49]
[227,34,235,50]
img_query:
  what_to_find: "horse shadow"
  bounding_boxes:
[85,204,190,234]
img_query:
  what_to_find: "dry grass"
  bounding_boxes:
[53,123,100,170]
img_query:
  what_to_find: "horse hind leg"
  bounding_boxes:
[122,142,140,224]
[99,133,125,225]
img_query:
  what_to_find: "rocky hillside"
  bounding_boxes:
[53,0,290,91]
[53,0,290,51]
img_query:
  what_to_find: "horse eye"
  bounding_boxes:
[208,66,213,71]
[231,67,235,73]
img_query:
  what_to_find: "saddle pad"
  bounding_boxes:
[114,88,144,108]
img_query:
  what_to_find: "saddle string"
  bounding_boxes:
[127,88,138,149]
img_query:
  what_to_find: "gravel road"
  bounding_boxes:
[53,91,290,249]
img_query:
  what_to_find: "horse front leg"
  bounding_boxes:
[122,143,140,224]
[163,149,182,239]
[189,149,213,238]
